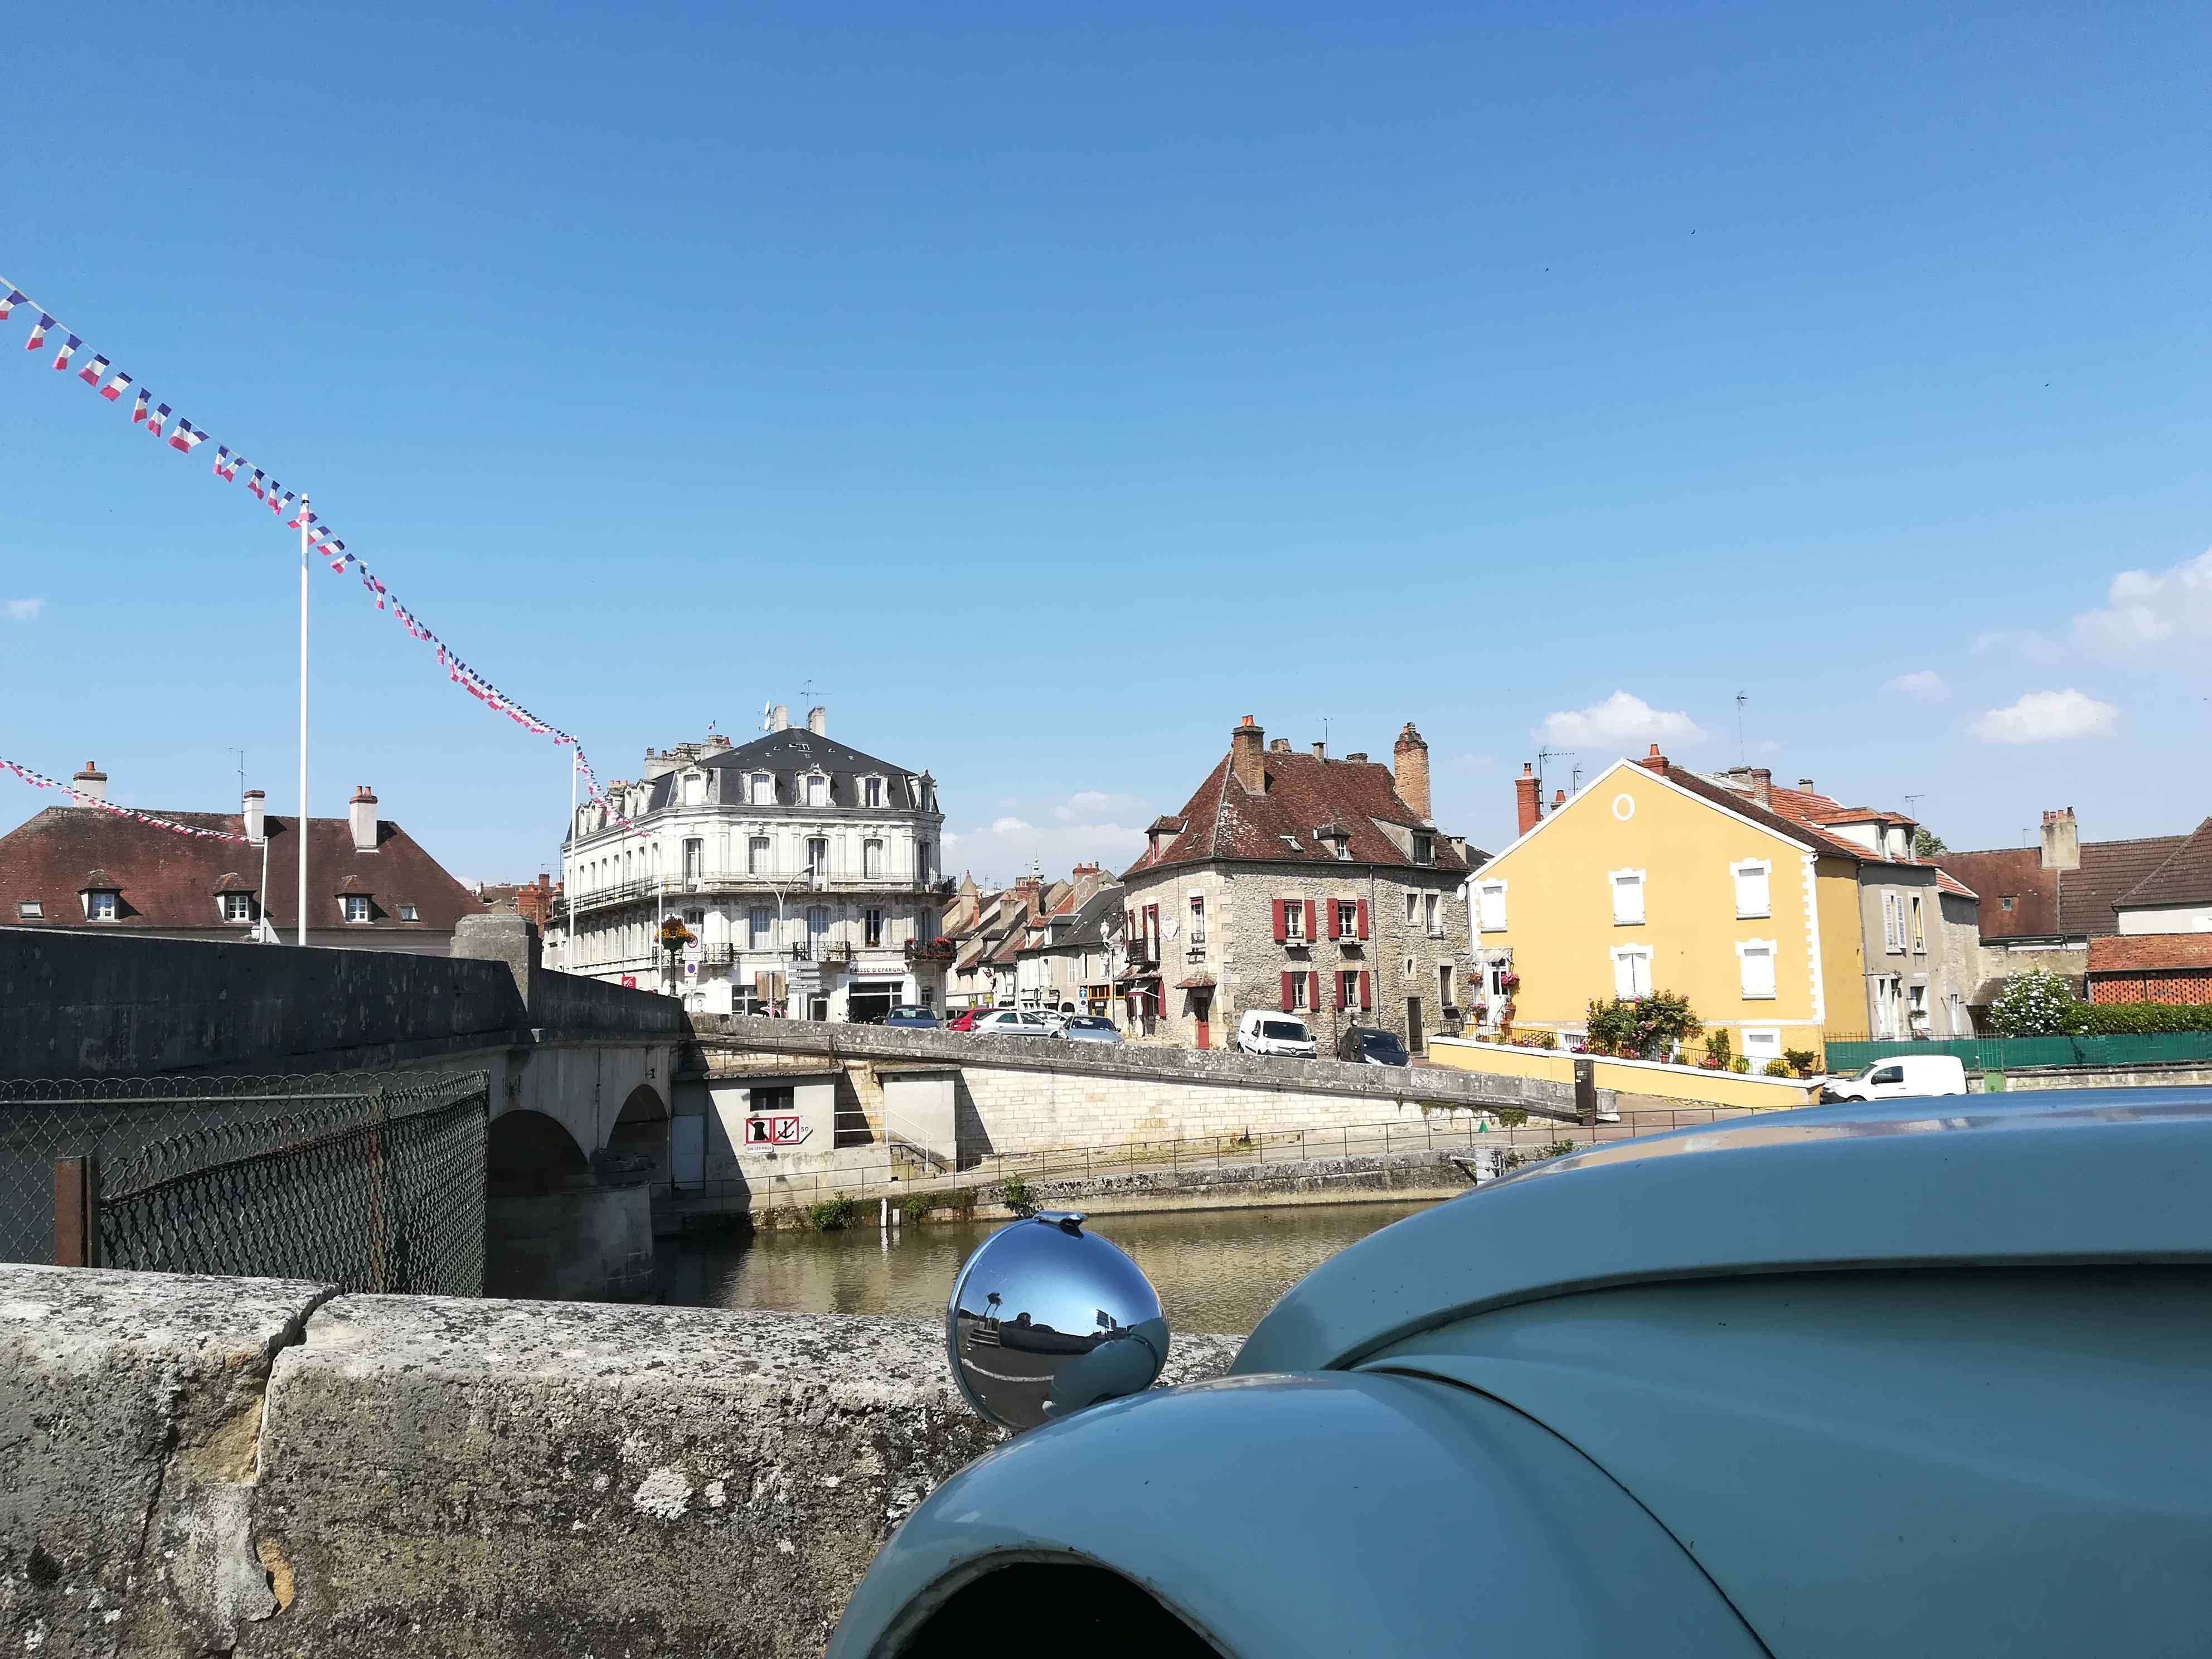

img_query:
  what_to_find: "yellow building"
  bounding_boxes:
[1464,751,1980,1069]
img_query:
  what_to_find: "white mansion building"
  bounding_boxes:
[557,707,952,1020]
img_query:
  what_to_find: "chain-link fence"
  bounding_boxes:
[1,1070,488,1294]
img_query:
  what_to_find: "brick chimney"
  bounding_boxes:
[1637,744,1668,775]
[806,706,827,736]
[1230,716,1266,793]
[1393,722,1432,824]
[348,785,379,853]
[70,761,106,806]
[242,788,265,845]
[1749,768,1773,808]
[1515,764,1542,836]
[2040,807,2080,872]
[1269,738,1292,754]
[1552,788,1565,811]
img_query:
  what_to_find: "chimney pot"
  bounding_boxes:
[1230,716,1267,793]
[70,761,108,806]
[1345,751,1367,763]
[1749,767,1772,807]
[1797,778,1816,793]
[1637,746,1669,774]
[2039,806,2080,873]
[771,705,790,732]
[1311,741,1327,758]
[1393,722,1433,824]
[1552,788,1565,807]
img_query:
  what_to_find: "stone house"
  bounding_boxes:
[1118,716,1481,1054]
[1015,879,1122,1015]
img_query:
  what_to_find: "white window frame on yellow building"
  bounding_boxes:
[1610,943,1653,998]
[1730,858,1771,919]
[1736,938,1778,1000]
[1476,880,1507,933]
[1608,868,1646,925]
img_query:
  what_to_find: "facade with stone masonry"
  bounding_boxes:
[559,706,951,1021]
[0,764,483,953]
[1017,875,1124,1017]
[1117,716,1482,1054]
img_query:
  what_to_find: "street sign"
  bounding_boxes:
[683,960,698,977]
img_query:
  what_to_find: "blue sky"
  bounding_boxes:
[2,2,2206,884]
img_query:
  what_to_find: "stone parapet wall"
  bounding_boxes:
[0,1264,1240,1658]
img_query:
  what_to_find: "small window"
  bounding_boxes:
[1732,860,1771,919]
[1476,881,1507,933]
[750,772,774,806]
[1339,968,1360,1008]
[1910,894,1926,953]
[1438,962,1454,1007]
[1743,1028,1781,1060]
[805,773,828,807]
[87,890,118,920]
[1404,891,1418,925]
[1291,974,1310,1012]
[865,908,884,948]
[682,773,705,806]
[1999,895,2016,912]
[749,837,772,875]
[1424,892,1441,936]
[342,895,372,924]
[750,905,773,947]
[1610,870,1646,925]
[1335,900,1357,938]
[220,892,254,923]
[398,903,419,923]
[1190,896,1207,945]
[864,839,884,880]
[1283,902,1306,943]
[864,776,884,808]
[1332,833,1352,862]
[16,900,42,919]
[1412,833,1434,865]
[1738,940,1776,1000]
[682,838,705,879]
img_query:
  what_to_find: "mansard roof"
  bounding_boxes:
[646,730,935,813]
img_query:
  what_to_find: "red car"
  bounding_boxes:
[945,1008,983,1032]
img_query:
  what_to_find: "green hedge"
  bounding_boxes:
[2064,1002,2212,1036]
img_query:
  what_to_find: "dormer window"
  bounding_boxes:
[220,892,255,924]
[342,895,372,924]
[85,890,118,920]
[17,900,42,919]
[862,775,884,809]
[750,772,774,806]
[399,903,419,923]
[804,772,828,808]
[1412,833,1435,866]
[681,772,706,807]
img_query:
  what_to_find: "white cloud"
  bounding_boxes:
[2074,547,2212,653]
[1447,753,1497,773]
[1052,789,1145,824]
[1970,628,2060,663]
[1539,691,1707,751]
[988,816,1033,835]
[1885,670,1948,702]
[1967,689,2118,745]
[943,789,1153,887]
[2,598,41,622]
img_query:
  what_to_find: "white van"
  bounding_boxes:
[1236,1010,1318,1059]
[1820,1053,1968,1102]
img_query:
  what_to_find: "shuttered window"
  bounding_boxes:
[1611,945,1651,998]
[1609,870,1645,925]
[1738,940,1776,1000]
[1732,860,1771,919]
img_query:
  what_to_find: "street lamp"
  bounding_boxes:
[761,858,820,1016]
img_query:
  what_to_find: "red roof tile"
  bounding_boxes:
[1941,835,2187,940]
[0,806,483,935]
[2115,817,2212,911]
[1122,751,1475,879]
[2087,934,2212,974]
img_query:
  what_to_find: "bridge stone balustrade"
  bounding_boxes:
[0,1263,1242,1658]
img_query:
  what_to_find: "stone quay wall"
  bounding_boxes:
[691,1011,1584,1164]
[0,1263,1241,1658]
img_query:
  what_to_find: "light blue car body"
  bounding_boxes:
[830,1089,2212,1657]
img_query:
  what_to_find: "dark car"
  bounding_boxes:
[1336,1026,1409,1066]
[882,1005,939,1029]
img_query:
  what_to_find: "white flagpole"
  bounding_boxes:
[297,496,309,948]
[564,749,578,972]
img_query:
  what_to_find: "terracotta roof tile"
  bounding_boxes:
[1122,751,1476,879]
[2087,934,2212,974]
[0,806,482,934]
[2114,817,2212,911]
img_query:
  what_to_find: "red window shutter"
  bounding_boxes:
[1356,899,1370,940]
[1336,972,1349,1010]
[1279,971,1295,1012]
[1308,971,1322,1012]
[1272,899,1287,942]
[1327,899,1342,940]
[1359,971,1372,1010]
[1304,900,1318,942]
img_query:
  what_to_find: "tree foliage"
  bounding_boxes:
[1986,968,2078,1036]
[1584,989,1702,1060]
[1913,826,1948,859]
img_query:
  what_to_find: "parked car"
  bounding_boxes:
[969,1008,1056,1039]
[944,1008,984,1032]
[881,1005,939,1029]
[1035,1006,1076,1036]
[1336,1025,1410,1066]
[831,1088,2212,1658]
[1235,1010,1318,1059]
[1059,1015,1122,1045]
[1820,1052,1967,1102]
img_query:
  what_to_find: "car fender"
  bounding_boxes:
[827,1372,1762,1658]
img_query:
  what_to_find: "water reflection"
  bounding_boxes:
[656,1199,1439,1335]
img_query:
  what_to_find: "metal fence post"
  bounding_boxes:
[52,1154,98,1268]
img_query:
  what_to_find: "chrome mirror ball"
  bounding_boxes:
[947,1211,1170,1432]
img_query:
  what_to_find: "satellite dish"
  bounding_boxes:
[760,700,774,732]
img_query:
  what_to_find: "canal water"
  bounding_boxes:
[655,1199,1442,1335]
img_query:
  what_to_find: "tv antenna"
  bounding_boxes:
[1535,745,1575,798]
[228,746,246,797]
[1734,691,1749,764]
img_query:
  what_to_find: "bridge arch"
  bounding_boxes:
[606,1082,670,1187]
[487,1109,591,1197]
